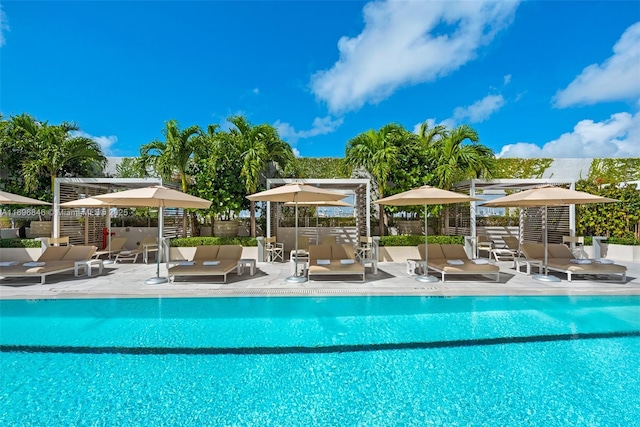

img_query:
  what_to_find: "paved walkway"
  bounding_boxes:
[1,259,639,299]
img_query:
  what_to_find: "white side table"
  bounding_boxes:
[143,243,159,264]
[360,257,378,275]
[237,259,256,276]
[74,259,104,277]
[514,259,543,275]
[407,259,426,276]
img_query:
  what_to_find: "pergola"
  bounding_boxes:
[266,178,371,243]
[451,178,577,247]
[53,178,163,244]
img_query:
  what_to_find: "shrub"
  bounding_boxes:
[170,236,257,247]
[604,237,640,246]
[379,235,464,246]
[0,239,42,248]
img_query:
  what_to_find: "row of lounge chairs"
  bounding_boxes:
[1,241,628,285]
[0,245,97,284]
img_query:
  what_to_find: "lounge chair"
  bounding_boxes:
[308,244,365,282]
[490,236,519,261]
[92,236,128,260]
[115,236,157,263]
[520,242,627,282]
[0,245,97,285]
[168,245,243,283]
[418,243,500,282]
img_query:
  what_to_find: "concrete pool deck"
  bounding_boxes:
[1,259,639,299]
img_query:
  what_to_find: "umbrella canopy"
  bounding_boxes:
[246,183,346,203]
[482,185,618,283]
[374,185,482,206]
[60,197,110,207]
[375,185,481,283]
[94,185,212,209]
[94,185,211,284]
[0,190,51,205]
[283,200,352,207]
[481,186,618,208]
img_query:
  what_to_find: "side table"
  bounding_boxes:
[360,257,378,275]
[514,258,543,275]
[237,258,256,276]
[406,259,425,276]
[74,259,104,277]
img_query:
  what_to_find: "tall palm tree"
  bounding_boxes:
[12,115,107,195]
[425,123,495,234]
[428,124,495,190]
[228,115,293,237]
[139,119,205,237]
[345,123,413,235]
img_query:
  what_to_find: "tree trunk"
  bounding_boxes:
[181,174,188,238]
[50,173,56,196]
[378,186,387,236]
[250,200,256,237]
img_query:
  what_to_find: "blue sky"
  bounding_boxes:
[1,1,639,159]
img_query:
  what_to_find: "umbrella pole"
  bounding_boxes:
[104,205,115,265]
[533,205,560,283]
[416,204,437,282]
[286,201,307,283]
[145,205,169,285]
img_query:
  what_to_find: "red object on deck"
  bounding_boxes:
[102,227,116,249]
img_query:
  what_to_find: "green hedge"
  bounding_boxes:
[604,237,640,246]
[169,237,257,247]
[379,235,464,246]
[0,238,42,248]
[581,236,640,246]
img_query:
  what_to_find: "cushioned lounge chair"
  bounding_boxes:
[0,245,97,285]
[115,236,157,263]
[418,243,500,282]
[308,244,365,282]
[520,242,627,282]
[168,245,243,283]
[92,237,128,260]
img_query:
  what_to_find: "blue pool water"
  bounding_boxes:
[1,296,639,426]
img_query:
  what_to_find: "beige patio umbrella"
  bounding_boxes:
[247,183,346,283]
[482,185,618,282]
[0,190,51,205]
[375,185,481,283]
[95,185,212,284]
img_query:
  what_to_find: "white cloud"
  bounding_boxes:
[453,94,506,123]
[274,116,344,144]
[554,22,640,107]
[292,148,301,158]
[310,0,519,113]
[503,74,512,85]
[72,130,118,155]
[0,5,9,47]
[499,111,640,158]
[412,117,455,135]
[252,88,259,95]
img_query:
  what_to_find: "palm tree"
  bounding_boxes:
[345,123,414,235]
[423,123,495,233]
[228,115,293,237]
[139,119,205,237]
[427,124,495,190]
[11,115,107,195]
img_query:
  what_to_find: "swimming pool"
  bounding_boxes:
[1,296,639,426]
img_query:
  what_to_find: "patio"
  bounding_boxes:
[1,259,639,299]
